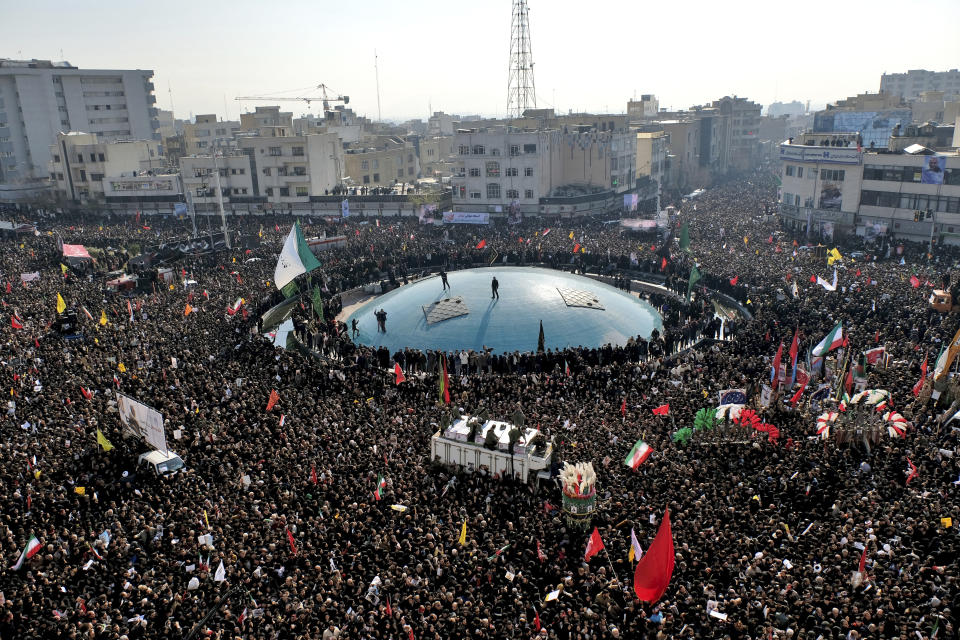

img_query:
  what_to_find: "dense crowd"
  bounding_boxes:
[0,172,957,640]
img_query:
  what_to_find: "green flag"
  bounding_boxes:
[679,223,690,253]
[312,286,324,318]
[281,280,299,299]
[687,265,701,302]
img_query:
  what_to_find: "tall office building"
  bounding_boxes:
[0,58,159,197]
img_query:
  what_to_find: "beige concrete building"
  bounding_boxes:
[627,95,659,119]
[238,132,343,203]
[183,114,240,154]
[239,106,294,137]
[419,136,457,178]
[450,125,637,217]
[343,136,419,187]
[48,132,165,202]
[180,153,255,211]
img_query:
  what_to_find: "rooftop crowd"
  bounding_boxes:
[0,171,957,640]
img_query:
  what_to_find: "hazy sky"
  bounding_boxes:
[5,0,960,122]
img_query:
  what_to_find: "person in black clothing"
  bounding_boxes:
[491,276,499,299]
[439,268,450,291]
[351,317,359,338]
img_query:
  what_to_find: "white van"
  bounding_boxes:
[137,450,185,476]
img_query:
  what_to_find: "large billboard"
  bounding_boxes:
[117,392,167,454]
[920,155,948,184]
[442,211,490,225]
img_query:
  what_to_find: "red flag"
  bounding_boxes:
[442,357,450,404]
[788,329,799,366]
[906,458,918,484]
[874,329,880,343]
[913,355,928,396]
[394,362,406,385]
[475,239,487,249]
[80,387,92,401]
[767,234,773,243]
[729,276,738,286]
[573,243,581,254]
[407,628,415,640]
[584,527,604,561]
[275,224,280,232]
[910,275,920,288]
[809,274,817,283]
[537,540,546,563]
[634,507,675,602]
[858,545,867,575]
[266,389,279,412]
[310,465,318,485]
[286,527,298,555]
[844,369,853,395]
[652,404,670,416]
[660,257,667,271]
[4,282,10,294]
[385,597,392,617]
[620,398,626,416]
[771,341,784,387]
[11,315,22,330]
[534,608,541,631]
[856,268,862,277]
[789,380,808,407]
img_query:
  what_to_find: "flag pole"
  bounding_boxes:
[600,545,628,605]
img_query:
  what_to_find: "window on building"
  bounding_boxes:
[458,186,466,199]
[292,146,304,156]
[506,189,519,199]
[397,169,404,178]
[524,144,537,154]
[277,167,288,176]
[361,160,369,170]
[296,186,308,196]
[91,173,104,182]
[524,167,534,177]
[408,153,414,162]
[490,148,500,156]
[470,191,481,199]
[219,168,228,177]
[262,168,271,176]
[363,175,370,184]
[269,147,282,156]
[486,161,500,177]
[427,149,435,157]
[459,145,470,155]
[785,165,795,177]
[279,187,290,197]
[820,169,845,181]
[79,170,86,181]
[472,145,485,155]
[611,157,619,170]
[293,167,306,176]
[77,154,84,163]
[525,189,534,199]
[487,183,501,199]
[373,173,380,182]
[373,159,379,170]
[265,187,274,196]
[408,167,414,175]
[53,155,60,163]
[469,167,481,177]
[506,167,518,177]
[796,167,803,178]
[510,145,521,156]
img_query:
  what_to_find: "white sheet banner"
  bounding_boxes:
[442,211,490,225]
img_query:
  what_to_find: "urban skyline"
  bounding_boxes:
[5,0,960,123]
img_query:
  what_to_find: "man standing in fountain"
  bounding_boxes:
[491,276,499,300]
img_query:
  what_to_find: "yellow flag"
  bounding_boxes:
[568,231,574,239]
[60,263,68,275]
[100,310,108,326]
[169,284,175,291]
[74,486,86,496]
[628,545,635,563]
[118,362,126,373]
[458,519,467,546]
[743,236,749,245]
[96,429,114,452]
[56,293,66,314]
[204,509,211,529]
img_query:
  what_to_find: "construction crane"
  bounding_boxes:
[235,84,349,111]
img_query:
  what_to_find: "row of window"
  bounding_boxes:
[359,154,414,170]
[861,190,960,213]
[455,185,535,200]
[463,164,535,178]
[63,152,107,164]
[361,166,416,183]
[863,164,960,186]
[266,146,305,156]
[458,144,538,156]
[263,186,309,197]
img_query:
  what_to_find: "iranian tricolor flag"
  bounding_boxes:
[373,473,386,501]
[812,322,843,357]
[10,535,41,570]
[624,439,653,470]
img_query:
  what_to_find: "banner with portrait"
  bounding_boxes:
[116,391,167,454]
[920,155,947,184]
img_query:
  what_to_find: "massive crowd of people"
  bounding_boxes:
[0,172,957,640]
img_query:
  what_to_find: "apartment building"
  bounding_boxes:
[881,69,960,102]
[450,125,637,217]
[627,95,659,119]
[343,136,420,187]
[239,132,343,204]
[778,132,960,244]
[48,132,164,202]
[183,114,240,154]
[0,58,159,197]
[419,136,457,178]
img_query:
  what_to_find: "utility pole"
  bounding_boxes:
[374,50,382,122]
[211,139,231,249]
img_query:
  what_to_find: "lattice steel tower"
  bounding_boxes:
[507,0,536,119]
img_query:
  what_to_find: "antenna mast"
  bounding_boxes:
[374,50,382,122]
[507,0,536,119]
